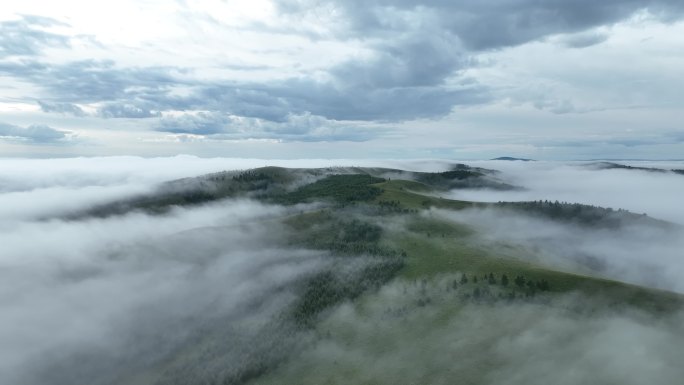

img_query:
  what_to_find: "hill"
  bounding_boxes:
[47,165,683,385]
[588,161,684,175]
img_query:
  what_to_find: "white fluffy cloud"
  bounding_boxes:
[1,2,683,158]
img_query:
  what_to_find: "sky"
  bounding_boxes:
[1,0,683,159]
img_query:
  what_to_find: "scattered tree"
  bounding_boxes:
[514,275,526,288]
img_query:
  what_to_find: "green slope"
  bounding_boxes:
[248,171,683,385]
[65,166,683,385]
[250,211,683,385]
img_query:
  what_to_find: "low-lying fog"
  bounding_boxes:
[438,207,684,293]
[2,202,327,385]
[256,279,684,385]
[1,157,683,385]
[441,160,684,294]
[2,156,445,384]
[0,163,329,385]
[453,160,684,225]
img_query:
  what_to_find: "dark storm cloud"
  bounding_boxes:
[0,15,70,58]
[0,122,68,143]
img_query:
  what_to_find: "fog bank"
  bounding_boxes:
[254,279,684,385]
[0,198,326,385]
[452,161,684,224]
[435,207,684,293]
[2,157,683,384]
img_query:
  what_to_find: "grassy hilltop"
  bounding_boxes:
[80,164,683,385]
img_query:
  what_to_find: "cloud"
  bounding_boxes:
[485,304,684,385]
[533,98,577,114]
[555,30,610,48]
[0,15,70,58]
[438,206,684,293]
[0,0,681,152]
[233,77,486,122]
[3,56,483,125]
[0,122,69,143]
[276,0,684,50]
[39,98,162,121]
[156,111,387,142]
[0,202,326,385]
[97,102,161,118]
[0,59,185,104]
[0,156,280,221]
[0,156,458,227]
[435,161,684,293]
[18,0,661,127]
[1,157,683,383]
[0,157,330,384]
[157,111,234,135]
[329,31,469,87]
[169,74,485,123]
[448,161,684,224]
[258,0,684,125]
[261,279,684,385]
[37,101,86,116]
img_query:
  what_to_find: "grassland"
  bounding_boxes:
[250,169,683,385]
[251,209,683,385]
[71,166,683,385]
[372,179,474,210]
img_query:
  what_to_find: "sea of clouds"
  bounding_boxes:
[1,156,683,384]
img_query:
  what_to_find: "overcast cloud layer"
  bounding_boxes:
[0,0,683,159]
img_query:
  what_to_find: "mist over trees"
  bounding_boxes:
[495,200,666,228]
[2,159,684,385]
